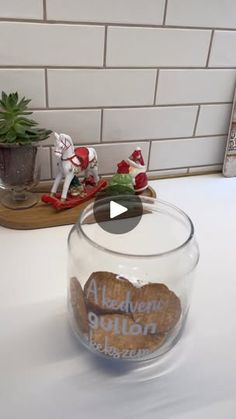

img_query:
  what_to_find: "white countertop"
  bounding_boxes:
[0,174,236,419]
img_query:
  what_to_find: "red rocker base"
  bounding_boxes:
[42,179,107,210]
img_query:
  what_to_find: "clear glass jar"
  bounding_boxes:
[68,197,199,362]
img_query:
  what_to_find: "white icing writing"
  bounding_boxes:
[89,333,151,359]
[86,278,165,314]
[88,311,157,335]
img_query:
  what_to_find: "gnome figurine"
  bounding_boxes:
[110,160,134,191]
[127,147,148,192]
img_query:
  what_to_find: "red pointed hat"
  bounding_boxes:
[128,147,145,166]
[117,160,130,174]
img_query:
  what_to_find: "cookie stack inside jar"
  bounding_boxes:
[69,271,182,361]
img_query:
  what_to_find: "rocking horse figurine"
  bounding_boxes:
[42,132,107,209]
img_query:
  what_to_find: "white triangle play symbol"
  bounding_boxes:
[110,201,128,219]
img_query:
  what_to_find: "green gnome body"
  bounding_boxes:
[103,160,135,196]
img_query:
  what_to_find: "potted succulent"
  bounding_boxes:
[0,92,51,209]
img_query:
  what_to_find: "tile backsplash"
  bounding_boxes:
[0,0,235,180]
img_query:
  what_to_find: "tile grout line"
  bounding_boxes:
[103,25,108,67]
[29,101,232,111]
[148,167,189,173]
[100,109,104,142]
[147,140,152,171]
[148,163,223,172]
[153,69,159,105]
[43,160,222,179]
[44,68,49,108]
[88,134,227,144]
[206,29,215,68]
[193,105,201,136]
[44,134,227,147]
[163,0,169,25]
[1,65,236,70]
[43,0,47,20]
[188,163,223,169]
[45,158,223,170]
[1,17,236,31]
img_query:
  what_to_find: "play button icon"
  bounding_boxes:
[93,193,143,235]
[110,201,128,219]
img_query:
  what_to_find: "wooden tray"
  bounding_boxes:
[0,183,156,230]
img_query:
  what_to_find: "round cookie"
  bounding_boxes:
[88,313,166,358]
[132,283,181,333]
[70,277,89,334]
[84,271,134,314]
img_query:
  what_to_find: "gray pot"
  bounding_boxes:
[0,143,41,209]
[0,143,39,189]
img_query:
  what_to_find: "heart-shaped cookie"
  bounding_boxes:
[70,277,89,334]
[132,283,181,333]
[89,313,166,358]
[84,271,133,314]
[84,272,181,334]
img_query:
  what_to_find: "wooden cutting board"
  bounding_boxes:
[0,183,156,230]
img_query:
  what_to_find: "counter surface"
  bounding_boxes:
[0,174,235,419]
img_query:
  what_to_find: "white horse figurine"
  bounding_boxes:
[51,132,99,201]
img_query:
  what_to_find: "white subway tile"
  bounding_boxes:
[106,27,211,67]
[0,69,46,108]
[51,142,149,177]
[39,147,51,180]
[47,0,165,25]
[103,106,198,141]
[189,165,222,174]
[166,0,236,28]
[149,137,227,170]
[0,22,104,66]
[196,104,232,136]
[156,70,236,105]
[0,0,43,19]
[33,110,101,145]
[209,31,236,67]
[93,142,150,174]
[48,69,157,107]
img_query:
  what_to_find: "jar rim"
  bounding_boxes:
[74,196,195,258]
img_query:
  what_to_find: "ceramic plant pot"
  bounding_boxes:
[0,143,41,209]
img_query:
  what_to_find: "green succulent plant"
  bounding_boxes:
[0,91,52,145]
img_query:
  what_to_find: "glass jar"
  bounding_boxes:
[68,196,199,362]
